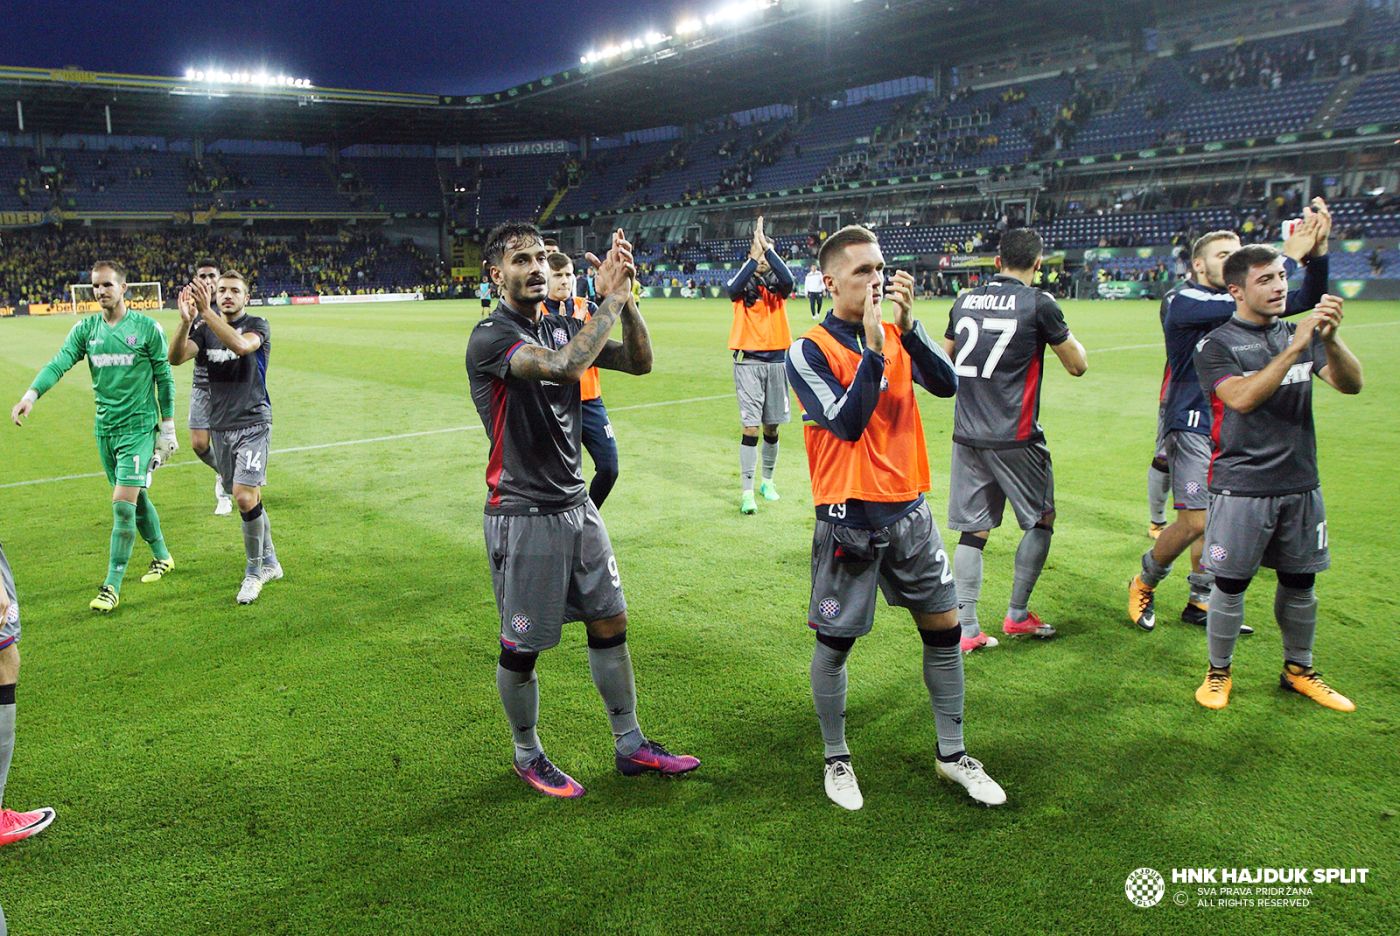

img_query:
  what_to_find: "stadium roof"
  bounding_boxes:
[0,0,1148,146]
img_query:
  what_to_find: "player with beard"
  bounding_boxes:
[169,271,281,605]
[467,222,698,798]
[10,260,177,612]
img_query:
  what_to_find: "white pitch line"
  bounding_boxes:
[0,392,735,490]
[5,316,1396,491]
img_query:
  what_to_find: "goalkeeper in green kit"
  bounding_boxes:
[9,260,178,612]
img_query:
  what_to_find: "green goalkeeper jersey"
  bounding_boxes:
[30,310,175,436]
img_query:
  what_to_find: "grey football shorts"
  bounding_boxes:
[807,500,957,639]
[1164,430,1210,511]
[212,423,271,489]
[733,359,791,427]
[485,500,627,653]
[1154,403,1169,461]
[1,545,18,651]
[0,601,17,651]
[1202,489,1330,580]
[947,441,1054,532]
[187,384,212,431]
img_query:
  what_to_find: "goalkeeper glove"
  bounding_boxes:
[152,418,178,470]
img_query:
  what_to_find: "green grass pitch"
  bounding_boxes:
[0,297,1395,934]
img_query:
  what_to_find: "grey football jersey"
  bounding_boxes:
[1194,317,1328,496]
[466,303,589,516]
[190,319,210,390]
[945,275,1070,448]
[193,314,272,429]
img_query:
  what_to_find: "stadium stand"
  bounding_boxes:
[0,0,1395,304]
[0,228,445,306]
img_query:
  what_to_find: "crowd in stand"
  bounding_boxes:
[0,228,448,306]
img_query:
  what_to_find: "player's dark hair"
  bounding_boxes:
[91,259,126,282]
[1192,230,1239,260]
[998,228,1044,271]
[1222,245,1281,289]
[542,238,558,249]
[217,270,249,287]
[547,252,574,272]
[483,221,544,270]
[817,225,878,272]
[195,258,220,272]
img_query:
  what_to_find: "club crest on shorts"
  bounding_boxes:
[818,597,841,620]
[126,334,139,347]
[552,326,569,347]
[1185,480,1201,494]
[1209,544,1228,563]
[510,613,531,634]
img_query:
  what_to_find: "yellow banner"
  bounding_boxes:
[0,211,44,227]
[50,68,97,83]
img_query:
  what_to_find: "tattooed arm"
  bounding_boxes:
[508,293,629,382]
[592,294,652,375]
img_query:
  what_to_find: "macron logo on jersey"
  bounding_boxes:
[90,353,136,368]
[960,294,1017,311]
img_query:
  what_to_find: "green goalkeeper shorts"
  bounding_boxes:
[97,428,157,489]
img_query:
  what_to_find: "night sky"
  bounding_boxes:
[3,0,706,94]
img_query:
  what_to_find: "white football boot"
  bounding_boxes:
[823,759,864,811]
[236,575,264,605]
[936,754,1007,806]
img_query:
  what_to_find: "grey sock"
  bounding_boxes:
[196,446,220,473]
[0,694,14,807]
[588,640,643,756]
[495,665,542,766]
[761,439,779,481]
[261,511,277,565]
[739,441,758,493]
[953,542,984,638]
[241,512,265,578]
[1207,585,1247,669]
[1275,584,1317,668]
[1008,527,1052,620]
[810,641,851,759]
[1187,570,1214,604]
[1148,465,1171,524]
[922,638,965,757]
[1141,548,1173,587]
